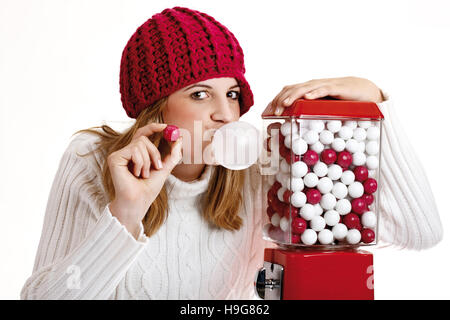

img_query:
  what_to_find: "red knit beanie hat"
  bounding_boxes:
[119,6,254,119]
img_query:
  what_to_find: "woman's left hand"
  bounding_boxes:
[269,76,384,116]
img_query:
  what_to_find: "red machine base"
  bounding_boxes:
[263,248,374,300]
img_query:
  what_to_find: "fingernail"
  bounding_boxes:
[274,106,284,115]
[283,98,291,105]
[157,159,163,169]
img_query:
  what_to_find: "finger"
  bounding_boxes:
[130,146,144,177]
[132,123,167,141]
[304,85,337,100]
[277,84,319,106]
[162,136,183,169]
[137,142,151,179]
[138,136,163,171]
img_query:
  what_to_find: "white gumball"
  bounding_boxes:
[300,204,316,221]
[335,199,352,215]
[352,152,366,166]
[277,186,287,202]
[344,120,358,129]
[291,191,307,208]
[332,182,348,199]
[280,216,289,232]
[366,156,379,170]
[319,130,334,145]
[271,213,281,227]
[324,210,340,226]
[340,170,355,185]
[338,126,353,140]
[292,138,308,155]
[327,164,343,180]
[345,139,359,153]
[358,120,372,129]
[310,215,326,232]
[332,223,348,240]
[310,141,325,153]
[292,161,308,178]
[313,203,324,216]
[309,120,325,133]
[298,119,309,129]
[348,182,364,198]
[313,162,328,177]
[317,177,333,194]
[327,120,342,133]
[361,211,377,228]
[303,173,319,188]
[299,128,309,138]
[288,177,304,192]
[303,130,319,144]
[320,193,337,210]
[368,170,377,178]
[357,141,366,153]
[352,127,367,142]
[366,126,380,140]
[318,229,334,245]
[280,121,298,136]
[284,133,300,149]
[332,138,346,152]
[366,141,379,155]
[280,159,290,173]
[346,229,361,244]
[301,229,318,245]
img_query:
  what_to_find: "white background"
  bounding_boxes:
[1,0,449,299]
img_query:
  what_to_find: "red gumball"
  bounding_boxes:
[267,122,282,136]
[280,144,290,160]
[283,205,299,218]
[271,181,283,193]
[265,137,272,152]
[291,217,307,234]
[306,189,322,205]
[286,153,300,163]
[321,149,337,165]
[291,233,301,244]
[362,193,374,206]
[361,228,376,243]
[337,151,353,169]
[364,178,378,194]
[343,213,362,230]
[303,150,319,166]
[351,198,367,214]
[354,166,369,182]
[267,206,275,218]
[283,189,293,203]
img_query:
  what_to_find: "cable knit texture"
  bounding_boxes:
[119,6,254,119]
[20,91,442,300]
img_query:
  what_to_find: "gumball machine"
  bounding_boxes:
[255,97,383,300]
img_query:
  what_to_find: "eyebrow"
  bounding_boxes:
[183,83,240,91]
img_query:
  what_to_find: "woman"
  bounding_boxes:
[21,6,442,299]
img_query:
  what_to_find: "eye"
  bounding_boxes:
[191,91,208,100]
[228,90,240,100]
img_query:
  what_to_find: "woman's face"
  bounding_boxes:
[163,77,241,164]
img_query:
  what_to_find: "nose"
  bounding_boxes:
[211,96,235,124]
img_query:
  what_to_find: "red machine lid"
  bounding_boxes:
[262,97,384,120]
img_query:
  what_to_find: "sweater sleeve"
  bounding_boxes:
[376,89,443,250]
[20,135,148,299]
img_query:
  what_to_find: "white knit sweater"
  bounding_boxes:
[20,91,443,299]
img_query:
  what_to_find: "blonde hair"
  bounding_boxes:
[73,97,245,237]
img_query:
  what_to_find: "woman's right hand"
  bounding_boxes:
[107,122,183,237]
